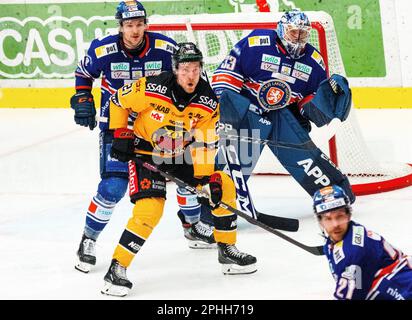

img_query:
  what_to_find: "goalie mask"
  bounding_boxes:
[277,9,311,59]
[115,0,147,24]
[313,185,352,219]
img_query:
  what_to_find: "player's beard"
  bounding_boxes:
[328,225,348,243]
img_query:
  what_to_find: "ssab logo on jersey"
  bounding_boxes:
[257,79,291,111]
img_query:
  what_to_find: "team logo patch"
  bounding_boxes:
[151,125,192,156]
[257,79,291,111]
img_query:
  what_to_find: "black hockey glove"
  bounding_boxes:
[70,90,97,130]
[110,128,136,162]
[197,173,223,209]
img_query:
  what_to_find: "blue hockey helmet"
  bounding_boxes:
[115,1,147,24]
[277,9,311,59]
[172,42,203,70]
[313,185,352,217]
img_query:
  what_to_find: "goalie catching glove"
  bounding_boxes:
[70,90,97,130]
[110,128,136,162]
[300,74,352,127]
[197,173,223,209]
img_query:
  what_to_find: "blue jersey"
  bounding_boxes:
[75,32,176,130]
[211,29,327,113]
[324,221,412,300]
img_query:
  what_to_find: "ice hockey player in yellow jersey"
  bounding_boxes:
[101,42,257,297]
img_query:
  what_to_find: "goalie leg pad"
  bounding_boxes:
[219,90,251,128]
[217,90,272,180]
[216,110,271,180]
[113,197,165,267]
[269,108,355,203]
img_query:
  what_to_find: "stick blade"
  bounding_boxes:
[256,212,299,232]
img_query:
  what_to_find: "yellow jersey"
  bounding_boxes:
[109,71,219,178]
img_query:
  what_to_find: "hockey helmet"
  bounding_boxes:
[115,0,147,24]
[277,9,311,59]
[172,42,203,70]
[313,185,352,218]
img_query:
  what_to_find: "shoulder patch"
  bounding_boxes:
[333,241,345,264]
[95,43,118,58]
[155,39,176,53]
[248,35,271,47]
[311,50,326,70]
[352,225,365,247]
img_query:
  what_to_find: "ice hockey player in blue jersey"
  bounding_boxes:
[314,185,412,300]
[211,10,355,211]
[70,0,180,273]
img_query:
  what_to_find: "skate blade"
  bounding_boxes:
[75,260,93,273]
[221,263,257,275]
[101,281,129,297]
[187,240,217,249]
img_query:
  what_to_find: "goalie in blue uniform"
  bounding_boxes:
[211,9,355,210]
[314,185,412,300]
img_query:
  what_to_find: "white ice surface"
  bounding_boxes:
[0,108,411,300]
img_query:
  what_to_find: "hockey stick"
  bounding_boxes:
[219,131,317,151]
[133,157,299,232]
[220,143,258,219]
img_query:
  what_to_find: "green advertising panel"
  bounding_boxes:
[0,0,385,80]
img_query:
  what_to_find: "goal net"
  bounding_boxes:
[148,11,412,195]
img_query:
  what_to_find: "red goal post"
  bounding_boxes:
[147,12,412,195]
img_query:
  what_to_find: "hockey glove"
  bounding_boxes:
[197,173,223,209]
[301,74,352,127]
[329,75,344,95]
[110,128,136,162]
[70,90,97,130]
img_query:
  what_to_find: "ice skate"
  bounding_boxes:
[75,233,96,273]
[218,243,257,275]
[178,211,216,249]
[101,259,132,297]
